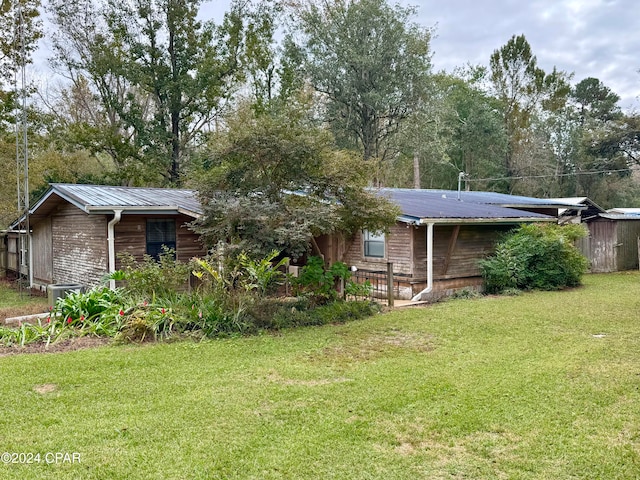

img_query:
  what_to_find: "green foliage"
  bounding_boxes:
[51,287,123,323]
[480,223,589,294]
[48,0,248,184]
[294,0,432,165]
[246,297,379,330]
[238,250,289,296]
[192,101,399,259]
[294,256,352,302]
[1,251,379,347]
[116,249,192,299]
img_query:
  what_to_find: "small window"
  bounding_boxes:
[363,230,385,258]
[146,219,176,260]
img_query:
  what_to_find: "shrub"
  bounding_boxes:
[116,248,192,299]
[294,256,352,303]
[480,223,589,293]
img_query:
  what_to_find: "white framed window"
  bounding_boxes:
[363,230,385,258]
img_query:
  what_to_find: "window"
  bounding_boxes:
[146,219,176,260]
[363,230,385,258]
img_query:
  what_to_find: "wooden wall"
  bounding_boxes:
[614,220,640,271]
[341,224,413,276]
[584,218,640,272]
[32,217,53,285]
[114,214,206,268]
[51,203,108,286]
[0,232,6,277]
[437,224,510,279]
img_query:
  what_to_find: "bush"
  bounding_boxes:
[480,223,589,294]
[293,256,352,303]
[116,248,192,299]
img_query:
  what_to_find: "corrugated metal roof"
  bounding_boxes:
[598,213,640,221]
[376,189,555,223]
[33,184,203,217]
[22,184,565,227]
[378,188,578,209]
[607,208,640,215]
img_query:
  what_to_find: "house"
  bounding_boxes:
[316,189,581,301]
[6,184,206,291]
[6,184,583,300]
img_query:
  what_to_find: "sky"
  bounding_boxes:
[413,0,639,111]
[200,0,639,112]
[34,0,639,112]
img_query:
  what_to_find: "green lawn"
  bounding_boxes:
[1,272,639,479]
[0,280,48,322]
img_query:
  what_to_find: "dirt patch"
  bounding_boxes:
[0,304,50,325]
[311,329,435,363]
[33,383,57,394]
[0,336,111,357]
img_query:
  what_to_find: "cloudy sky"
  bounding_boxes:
[201,0,639,111]
[36,0,638,112]
[412,0,639,111]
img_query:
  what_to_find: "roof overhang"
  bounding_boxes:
[85,205,201,218]
[397,216,556,225]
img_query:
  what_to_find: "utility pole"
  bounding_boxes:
[14,1,30,293]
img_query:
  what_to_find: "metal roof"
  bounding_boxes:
[17,184,569,228]
[378,188,581,209]
[607,207,640,215]
[597,213,640,221]
[30,184,203,218]
[375,188,556,224]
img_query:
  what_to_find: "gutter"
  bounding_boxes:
[107,210,123,290]
[411,222,434,302]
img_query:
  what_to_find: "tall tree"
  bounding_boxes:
[191,99,399,260]
[489,34,570,193]
[0,0,42,89]
[48,0,246,185]
[292,0,432,180]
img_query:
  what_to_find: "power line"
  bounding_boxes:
[466,168,632,183]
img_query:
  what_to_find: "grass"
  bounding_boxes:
[1,272,640,479]
[0,279,48,323]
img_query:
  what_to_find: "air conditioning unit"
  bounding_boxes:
[47,283,84,307]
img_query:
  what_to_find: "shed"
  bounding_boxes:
[7,184,206,290]
[580,213,640,273]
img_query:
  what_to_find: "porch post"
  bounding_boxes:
[387,262,394,307]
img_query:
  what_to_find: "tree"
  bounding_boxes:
[0,0,42,88]
[572,77,622,124]
[489,34,571,193]
[190,99,399,260]
[292,0,432,180]
[48,0,247,185]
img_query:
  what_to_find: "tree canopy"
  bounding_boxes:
[293,0,432,178]
[191,100,400,259]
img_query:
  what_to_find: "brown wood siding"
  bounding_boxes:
[586,220,617,273]
[114,214,206,268]
[342,225,412,275]
[52,203,107,286]
[32,218,53,285]
[585,218,640,272]
[0,233,6,277]
[436,225,509,279]
[614,220,640,271]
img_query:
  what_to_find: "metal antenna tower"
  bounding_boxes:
[14,1,30,292]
